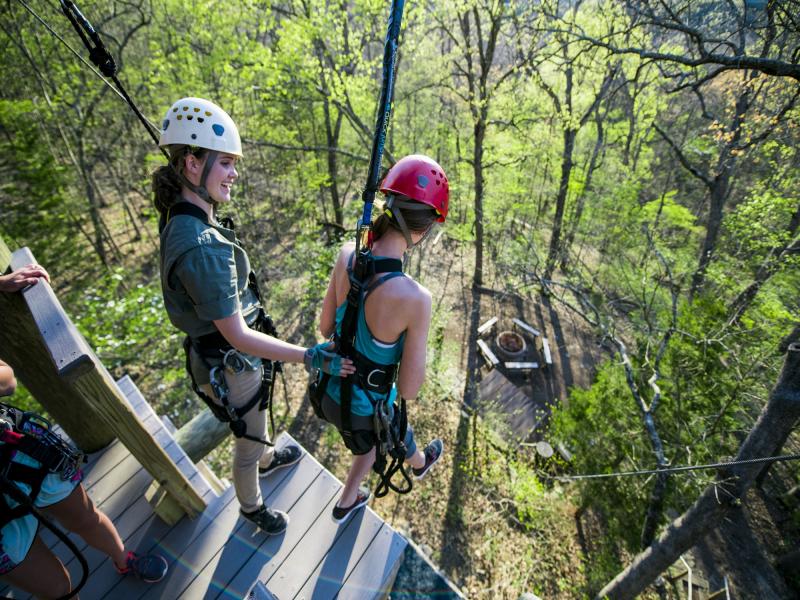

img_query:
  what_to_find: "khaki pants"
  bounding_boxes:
[192,348,274,513]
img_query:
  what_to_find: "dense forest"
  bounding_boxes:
[1,0,799,597]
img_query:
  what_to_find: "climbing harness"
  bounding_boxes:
[0,402,89,600]
[164,202,280,447]
[309,0,413,499]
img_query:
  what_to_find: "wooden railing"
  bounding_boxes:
[0,237,206,518]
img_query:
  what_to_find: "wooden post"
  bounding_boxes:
[0,240,114,451]
[2,243,205,518]
[174,409,230,464]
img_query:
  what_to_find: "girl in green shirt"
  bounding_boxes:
[152,97,354,536]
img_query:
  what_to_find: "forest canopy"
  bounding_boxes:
[1,0,798,597]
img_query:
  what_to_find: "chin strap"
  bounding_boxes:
[384,195,437,251]
[178,149,219,205]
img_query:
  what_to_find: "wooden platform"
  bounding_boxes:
[1,379,407,599]
[476,368,547,442]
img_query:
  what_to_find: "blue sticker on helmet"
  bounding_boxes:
[162,119,169,130]
[417,174,429,188]
[212,124,225,136]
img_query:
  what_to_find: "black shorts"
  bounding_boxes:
[320,394,416,458]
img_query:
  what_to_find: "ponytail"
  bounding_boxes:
[151,145,207,216]
[372,200,438,242]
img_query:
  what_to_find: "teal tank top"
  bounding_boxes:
[325,270,406,416]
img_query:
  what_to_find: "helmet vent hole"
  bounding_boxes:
[205,111,212,117]
[177,115,183,120]
[212,124,225,136]
[173,107,178,112]
[197,117,204,123]
[191,133,197,139]
[187,115,193,120]
[162,119,169,130]
[194,107,200,112]
[183,106,189,111]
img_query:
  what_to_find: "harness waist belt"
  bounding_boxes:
[353,351,397,395]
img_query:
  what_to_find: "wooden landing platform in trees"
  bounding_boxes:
[2,378,406,600]
[476,368,548,441]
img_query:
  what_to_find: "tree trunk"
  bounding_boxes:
[473,118,486,288]
[544,126,576,280]
[597,337,800,599]
[561,116,603,272]
[323,99,344,227]
[690,90,749,298]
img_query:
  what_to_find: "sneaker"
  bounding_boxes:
[116,551,168,583]
[240,504,289,535]
[258,444,302,478]
[412,439,444,480]
[331,490,370,524]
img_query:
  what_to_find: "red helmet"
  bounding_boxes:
[380,154,449,222]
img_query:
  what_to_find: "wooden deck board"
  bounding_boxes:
[162,443,309,600]
[214,468,340,600]
[336,523,408,600]
[3,426,408,600]
[183,452,330,599]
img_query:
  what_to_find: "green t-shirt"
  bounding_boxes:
[159,208,261,340]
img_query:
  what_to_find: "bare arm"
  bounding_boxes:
[0,359,17,397]
[396,289,432,400]
[319,257,341,339]
[213,312,306,363]
[214,312,355,374]
[320,244,354,339]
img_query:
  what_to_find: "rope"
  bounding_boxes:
[552,453,800,482]
[14,0,126,103]
[14,0,166,155]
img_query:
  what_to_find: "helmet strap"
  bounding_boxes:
[386,195,437,251]
[176,150,219,207]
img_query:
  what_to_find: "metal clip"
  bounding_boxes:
[209,366,228,402]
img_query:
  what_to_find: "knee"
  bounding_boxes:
[66,499,104,533]
[233,442,265,469]
[46,565,72,599]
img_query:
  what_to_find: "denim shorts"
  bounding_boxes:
[0,452,83,575]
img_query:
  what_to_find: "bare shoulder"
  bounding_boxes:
[391,276,431,311]
[334,242,357,273]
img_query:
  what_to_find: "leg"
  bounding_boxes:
[0,535,72,599]
[41,484,127,570]
[402,423,426,470]
[201,366,267,513]
[337,447,376,508]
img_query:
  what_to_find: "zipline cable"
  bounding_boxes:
[551,453,800,482]
[57,0,167,157]
[14,0,168,159]
[14,0,126,103]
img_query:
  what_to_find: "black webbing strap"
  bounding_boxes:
[373,396,412,498]
[183,337,275,447]
[0,470,88,599]
[338,253,402,446]
[0,446,48,530]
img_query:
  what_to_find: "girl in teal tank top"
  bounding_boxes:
[316,155,450,523]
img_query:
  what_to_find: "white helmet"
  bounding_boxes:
[158,97,242,157]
